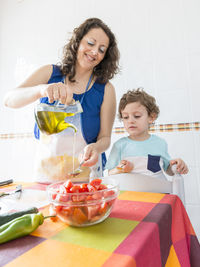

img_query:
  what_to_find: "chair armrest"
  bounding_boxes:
[165,164,177,176]
[105,173,172,194]
[170,165,186,205]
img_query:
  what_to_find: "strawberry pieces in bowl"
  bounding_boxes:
[47,178,119,227]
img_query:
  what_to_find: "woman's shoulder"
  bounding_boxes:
[93,80,114,90]
[105,81,115,91]
[97,81,115,98]
[47,64,64,83]
[37,64,53,76]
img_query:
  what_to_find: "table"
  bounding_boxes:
[0,181,200,267]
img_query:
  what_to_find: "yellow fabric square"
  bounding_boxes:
[165,245,181,267]
[118,191,164,203]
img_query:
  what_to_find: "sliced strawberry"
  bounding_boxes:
[63,180,73,191]
[59,185,67,194]
[103,189,115,198]
[79,183,89,192]
[90,178,102,190]
[107,199,116,206]
[87,205,100,220]
[56,192,69,202]
[91,191,103,200]
[54,205,63,212]
[98,184,108,190]
[72,194,86,202]
[72,207,88,225]
[88,185,97,192]
[70,185,81,193]
[52,193,57,200]
[98,202,108,215]
[86,195,94,201]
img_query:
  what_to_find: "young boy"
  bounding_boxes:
[106,88,188,178]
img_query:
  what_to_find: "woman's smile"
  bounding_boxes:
[77,28,109,70]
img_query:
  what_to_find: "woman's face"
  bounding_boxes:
[76,28,109,71]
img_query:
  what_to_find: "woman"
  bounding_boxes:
[4,18,120,183]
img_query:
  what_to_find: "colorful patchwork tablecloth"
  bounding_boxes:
[0,182,200,267]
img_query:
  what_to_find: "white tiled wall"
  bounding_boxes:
[0,0,200,239]
[0,138,38,182]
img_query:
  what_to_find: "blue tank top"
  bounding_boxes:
[34,64,107,168]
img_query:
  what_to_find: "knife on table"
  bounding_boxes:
[0,179,13,186]
[0,184,22,198]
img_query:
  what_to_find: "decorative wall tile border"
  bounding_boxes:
[113,122,200,134]
[0,122,199,139]
[0,133,34,139]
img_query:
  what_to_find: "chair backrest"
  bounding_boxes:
[106,171,185,205]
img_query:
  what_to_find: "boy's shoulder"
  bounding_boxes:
[113,136,129,146]
[151,134,167,145]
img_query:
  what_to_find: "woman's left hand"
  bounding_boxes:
[80,144,99,167]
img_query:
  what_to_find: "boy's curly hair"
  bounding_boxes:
[118,88,160,119]
[59,18,120,83]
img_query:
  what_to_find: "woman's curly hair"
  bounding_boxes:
[59,18,120,83]
[118,88,160,119]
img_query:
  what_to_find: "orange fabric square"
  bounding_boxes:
[5,239,111,267]
[31,206,68,238]
[102,253,136,267]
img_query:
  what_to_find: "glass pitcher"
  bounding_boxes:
[34,100,83,135]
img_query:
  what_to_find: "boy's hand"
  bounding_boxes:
[170,158,188,174]
[117,160,134,173]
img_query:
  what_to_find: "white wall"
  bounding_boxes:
[0,0,200,238]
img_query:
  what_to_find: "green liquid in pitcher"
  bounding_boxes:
[35,111,77,135]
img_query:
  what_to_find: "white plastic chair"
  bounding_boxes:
[106,165,185,205]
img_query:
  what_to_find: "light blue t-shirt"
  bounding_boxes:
[106,135,171,178]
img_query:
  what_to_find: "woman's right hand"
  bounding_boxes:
[4,65,74,108]
[40,82,74,105]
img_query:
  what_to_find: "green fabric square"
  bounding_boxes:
[51,217,139,252]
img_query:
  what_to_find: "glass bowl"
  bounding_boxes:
[47,178,119,227]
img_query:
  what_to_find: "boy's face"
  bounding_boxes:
[121,102,154,141]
